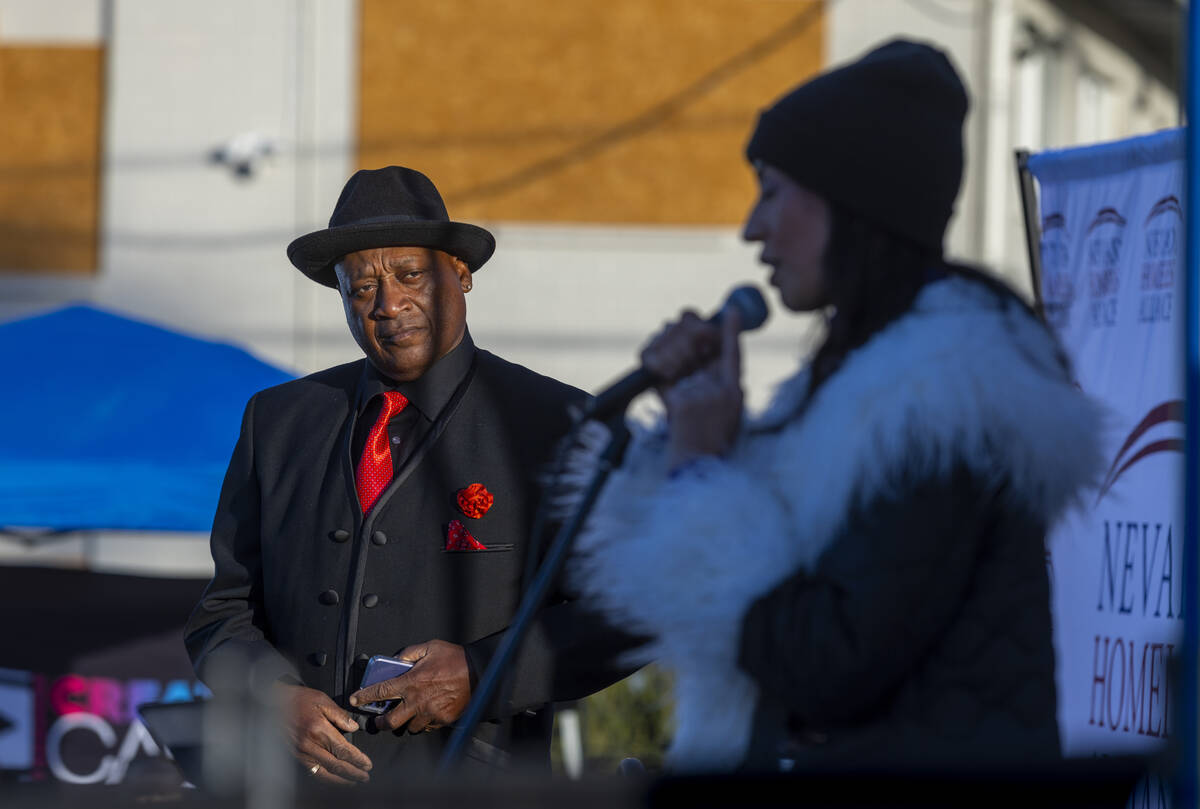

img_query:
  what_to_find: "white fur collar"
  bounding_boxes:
[752,275,1103,536]
[567,276,1104,770]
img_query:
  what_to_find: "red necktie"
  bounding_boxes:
[355,391,409,514]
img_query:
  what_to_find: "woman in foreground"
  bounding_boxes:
[570,40,1104,772]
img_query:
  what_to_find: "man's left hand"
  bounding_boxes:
[348,639,471,733]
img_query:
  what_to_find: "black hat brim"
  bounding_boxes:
[286,219,496,289]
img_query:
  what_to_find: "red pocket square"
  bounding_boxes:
[446,519,488,551]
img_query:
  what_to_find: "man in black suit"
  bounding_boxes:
[185,167,628,783]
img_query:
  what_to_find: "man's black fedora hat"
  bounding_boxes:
[287,166,495,288]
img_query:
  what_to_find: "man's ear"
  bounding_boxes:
[455,258,473,293]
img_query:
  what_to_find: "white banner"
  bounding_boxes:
[1029,128,1185,759]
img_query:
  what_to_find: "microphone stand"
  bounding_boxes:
[437,413,632,774]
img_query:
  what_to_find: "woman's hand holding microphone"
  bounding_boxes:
[640,307,745,472]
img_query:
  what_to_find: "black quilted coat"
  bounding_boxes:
[739,465,1061,769]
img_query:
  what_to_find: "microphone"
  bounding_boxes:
[575,285,769,423]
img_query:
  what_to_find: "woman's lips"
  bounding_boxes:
[762,260,780,287]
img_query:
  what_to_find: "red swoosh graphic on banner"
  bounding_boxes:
[1043,212,1066,233]
[1086,207,1127,234]
[1096,400,1185,503]
[1145,195,1182,226]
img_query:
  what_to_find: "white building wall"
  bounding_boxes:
[0,0,816,576]
[999,0,1179,285]
[0,0,1180,576]
[96,0,358,375]
[0,0,361,574]
[0,0,103,41]
[467,223,820,412]
[827,0,1178,298]
[827,0,991,276]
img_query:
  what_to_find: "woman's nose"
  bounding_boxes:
[742,205,765,243]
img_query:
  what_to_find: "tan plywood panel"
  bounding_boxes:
[358,0,824,224]
[0,45,103,273]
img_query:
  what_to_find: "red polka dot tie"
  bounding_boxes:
[355,391,409,514]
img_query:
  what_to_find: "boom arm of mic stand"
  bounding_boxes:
[437,416,632,774]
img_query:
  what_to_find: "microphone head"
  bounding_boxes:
[725,285,769,332]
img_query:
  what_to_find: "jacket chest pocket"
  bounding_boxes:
[437,518,522,570]
[430,540,525,626]
[440,513,518,554]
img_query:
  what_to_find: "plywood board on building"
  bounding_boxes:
[0,45,103,273]
[359,0,825,225]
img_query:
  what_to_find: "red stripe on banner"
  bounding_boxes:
[1098,400,1184,497]
[1144,195,1183,226]
[1098,438,1186,503]
[1086,207,1128,233]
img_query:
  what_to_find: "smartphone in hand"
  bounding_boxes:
[357,655,413,714]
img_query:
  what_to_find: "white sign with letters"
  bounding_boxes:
[1029,128,1185,762]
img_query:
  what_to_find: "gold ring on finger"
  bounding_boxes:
[309,764,320,776]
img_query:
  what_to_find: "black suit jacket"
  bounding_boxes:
[185,346,633,773]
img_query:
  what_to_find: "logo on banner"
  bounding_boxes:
[1089,399,1186,743]
[1032,129,1185,768]
[1040,212,1074,329]
[1085,207,1126,328]
[1138,195,1181,325]
[1096,401,1184,503]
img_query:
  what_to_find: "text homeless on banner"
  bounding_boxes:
[1029,128,1185,759]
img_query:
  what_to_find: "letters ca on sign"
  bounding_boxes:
[9,673,208,785]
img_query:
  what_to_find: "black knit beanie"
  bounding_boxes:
[745,39,968,254]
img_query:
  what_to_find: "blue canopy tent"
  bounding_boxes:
[0,304,293,535]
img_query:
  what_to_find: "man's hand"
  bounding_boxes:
[348,640,471,734]
[273,682,372,785]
